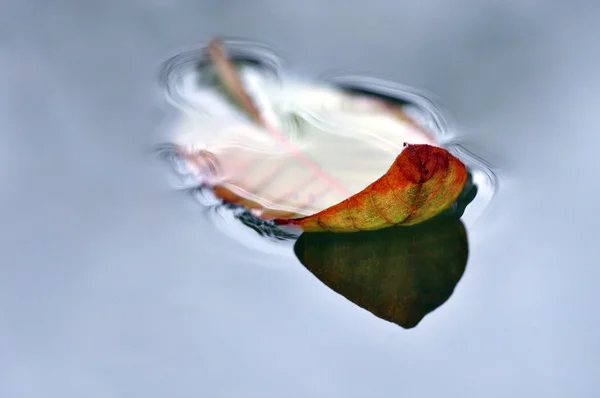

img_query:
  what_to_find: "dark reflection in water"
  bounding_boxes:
[295,214,468,328]
[292,175,475,328]
[443,171,478,219]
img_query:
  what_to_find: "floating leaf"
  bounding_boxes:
[294,214,469,328]
[165,38,445,224]
[275,143,467,232]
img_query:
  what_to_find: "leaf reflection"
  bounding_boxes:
[294,213,469,329]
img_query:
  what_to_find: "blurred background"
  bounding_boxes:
[1,1,598,397]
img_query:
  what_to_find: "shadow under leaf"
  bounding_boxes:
[294,214,468,328]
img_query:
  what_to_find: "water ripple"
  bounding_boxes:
[157,39,498,250]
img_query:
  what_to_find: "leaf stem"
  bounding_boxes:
[205,38,351,200]
[206,38,264,125]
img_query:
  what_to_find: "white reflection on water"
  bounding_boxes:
[159,39,498,252]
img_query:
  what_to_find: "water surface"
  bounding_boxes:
[1,1,599,397]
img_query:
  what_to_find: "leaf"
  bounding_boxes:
[275,143,467,232]
[294,214,469,329]
[166,38,445,222]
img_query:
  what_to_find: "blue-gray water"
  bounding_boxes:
[1,1,598,397]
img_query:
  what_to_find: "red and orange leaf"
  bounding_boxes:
[274,144,467,232]
[167,39,455,228]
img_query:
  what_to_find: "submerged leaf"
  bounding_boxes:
[275,143,467,232]
[294,214,469,328]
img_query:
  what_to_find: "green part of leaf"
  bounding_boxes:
[294,214,468,329]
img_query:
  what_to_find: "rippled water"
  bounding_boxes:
[2,2,599,397]
[159,39,497,255]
